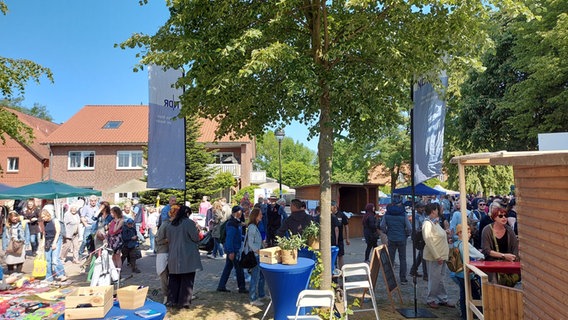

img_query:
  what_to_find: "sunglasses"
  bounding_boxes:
[497,214,507,218]
[479,203,486,206]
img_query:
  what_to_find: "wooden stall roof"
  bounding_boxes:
[450,150,568,166]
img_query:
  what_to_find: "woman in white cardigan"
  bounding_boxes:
[422,203,453,309]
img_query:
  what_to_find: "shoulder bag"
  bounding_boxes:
[239,228,258,269]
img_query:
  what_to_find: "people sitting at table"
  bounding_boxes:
[2,211,30,274]
[480,201,519,283]
[451,224,484,319]
[276,199,313,237]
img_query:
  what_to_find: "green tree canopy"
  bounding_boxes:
[121,0,529,289]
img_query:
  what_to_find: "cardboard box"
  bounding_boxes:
[117,285,149,310]
[64,285,113,319]
[259,247,282,264]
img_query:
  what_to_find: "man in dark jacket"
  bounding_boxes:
[266,196,282,247]
[380,196,412,284]
[217,206,248,293]
[277,199,313,237]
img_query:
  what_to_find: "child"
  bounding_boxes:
[121,219,141,273]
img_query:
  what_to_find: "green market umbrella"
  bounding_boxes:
[0,179,101,200]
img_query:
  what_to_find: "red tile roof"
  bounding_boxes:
[4,108,59,159]
[198,118,253,143]
[44,105,253,145]
[45,105,148,145]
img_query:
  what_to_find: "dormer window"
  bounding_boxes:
[103,121,123,129]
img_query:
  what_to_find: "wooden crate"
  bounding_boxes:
[64,285,113,319]
[117,285,148,310]
[260,247,281,264]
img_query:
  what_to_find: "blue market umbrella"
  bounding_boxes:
[0,183,12,192]
[0,179,101,200]
[392,182,446,196]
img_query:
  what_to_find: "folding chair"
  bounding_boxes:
[287,289,335,320]
[341,263,380,320]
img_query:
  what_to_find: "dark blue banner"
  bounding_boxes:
[147,65,186,189]
[413,73,448,185]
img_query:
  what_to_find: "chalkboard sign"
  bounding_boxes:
[369,245,403,311]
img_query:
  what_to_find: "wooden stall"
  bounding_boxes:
[451,151,568,320]
[294,182,383,238]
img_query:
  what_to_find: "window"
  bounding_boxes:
[7,157,19,172]
[213,152,236,164]
[68,151,95,170]
[117,151,143,169]
[103,121,123,129]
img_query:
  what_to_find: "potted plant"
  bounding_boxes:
[276,234,305,265]
[302,221,320,250]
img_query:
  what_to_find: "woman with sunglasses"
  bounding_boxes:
[480,201,519,282]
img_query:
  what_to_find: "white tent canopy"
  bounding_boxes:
[433,184,460,195]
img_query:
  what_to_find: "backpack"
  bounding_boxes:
[413,230,426,250]
[447,240,463,273]
[218,219,229,244]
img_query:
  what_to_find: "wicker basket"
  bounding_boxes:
[281,249,298,265]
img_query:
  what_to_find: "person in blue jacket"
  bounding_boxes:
[216,206,248,293]
[380,195,412,284]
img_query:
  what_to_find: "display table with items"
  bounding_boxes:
[58,299,166,320]
[260,257,316,320]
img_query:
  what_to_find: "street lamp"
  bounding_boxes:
[275,130,285,199]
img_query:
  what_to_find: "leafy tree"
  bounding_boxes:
[255,131,318,187]
[1,2,53,149]
[332,138,369,183]
[120,0,529,289]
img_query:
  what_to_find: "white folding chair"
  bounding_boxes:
[341,263,380,320]
[286,289,335,320]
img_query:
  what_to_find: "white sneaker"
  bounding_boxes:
[250,300,264,307]
[215,256,225,260]
[207,254,214,259]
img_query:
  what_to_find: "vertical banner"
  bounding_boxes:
[413,73,448,185]
[147,65,186,189]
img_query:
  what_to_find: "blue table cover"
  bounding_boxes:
[59,299,166,320]
[261,257,315,320]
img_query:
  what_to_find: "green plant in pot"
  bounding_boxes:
[302,221,320,250]
[276,233,305,265]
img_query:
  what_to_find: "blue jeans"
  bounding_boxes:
[388,240,408,281]
[213,238,224,257]
[30,232,41,254]
[45,237,65,281]
[148,227,156,251]
[78,224,94,256]
[135,223,145,242]
[249,255,265,301]
[217,254,246,291]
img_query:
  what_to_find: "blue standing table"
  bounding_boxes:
[261,257,315,320]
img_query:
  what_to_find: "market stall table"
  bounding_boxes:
[261,257,315,320]
[469,261,521,274]
[58,299,167,320]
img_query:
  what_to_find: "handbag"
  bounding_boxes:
[490,225,521,287]
[240,250,258,269]
[239,230,258,269]
[32,253,47,278]
[6,239,24,256]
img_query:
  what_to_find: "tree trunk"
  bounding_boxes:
[318,89,333,290]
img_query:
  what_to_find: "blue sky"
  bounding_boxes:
[1,0,317,151]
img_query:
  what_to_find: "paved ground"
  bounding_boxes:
[16,237,461,319]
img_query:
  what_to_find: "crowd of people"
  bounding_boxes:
[362,193,519,319]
